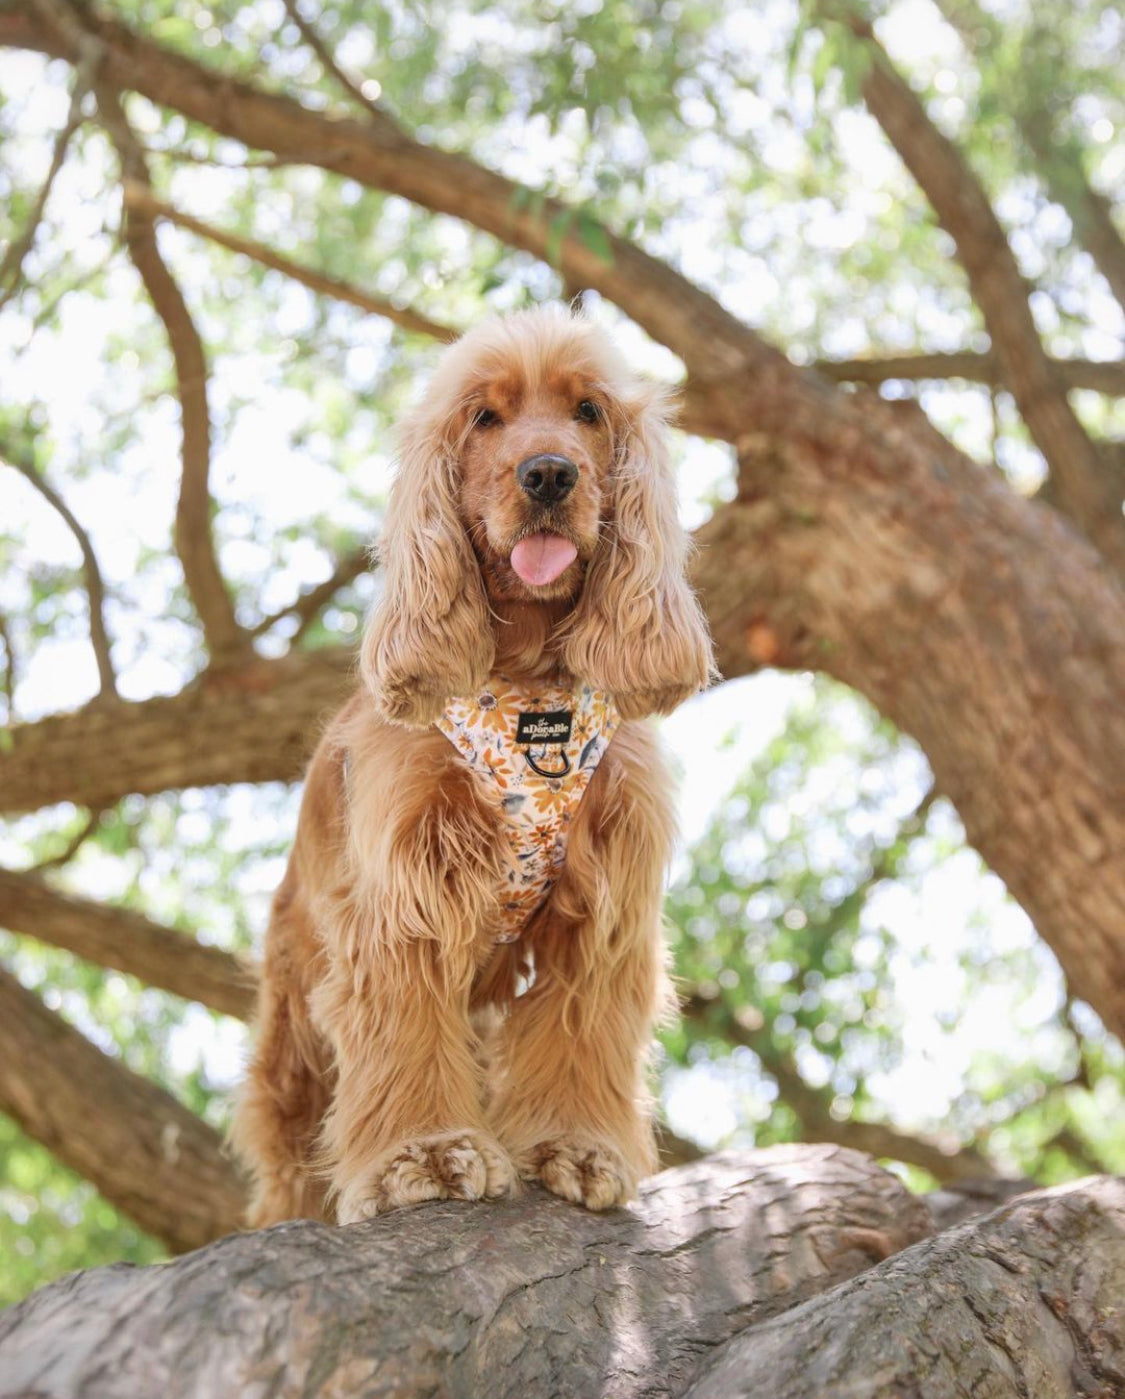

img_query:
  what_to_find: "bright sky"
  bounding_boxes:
[0,4,1105,1173]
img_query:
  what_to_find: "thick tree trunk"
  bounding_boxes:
[0,1148,1119,1399]
[697,379,1125,1042]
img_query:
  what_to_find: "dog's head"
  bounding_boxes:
[362,304,714,726]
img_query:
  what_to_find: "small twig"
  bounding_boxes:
[988,385,1002,471]
[655,1121,705,1167]
[678,984,995,1184]
[281,0,382,119]
[1060,986,1094,1091]
[1037,1125,1109,1176]
[16,238,119,345]
[122,185,457,342]
[0,611,16,721]
[0,437,118,698]
[0,42,97,312]
[863,782,936,888]
[143,146,294,171]
[29,808,102,871]
[251,543,371,642]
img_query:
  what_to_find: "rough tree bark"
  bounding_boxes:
[0,1148,1120,1399]
[682,1166,1125,1399]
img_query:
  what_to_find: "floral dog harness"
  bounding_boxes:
[435,676,619,941]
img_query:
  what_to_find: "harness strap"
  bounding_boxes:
[434,676,619,941]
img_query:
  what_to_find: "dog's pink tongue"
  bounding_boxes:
[510,533,578,586]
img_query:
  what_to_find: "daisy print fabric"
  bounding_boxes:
[435,675,620,941]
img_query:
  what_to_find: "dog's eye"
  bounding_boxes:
[474,407,500,428]
[576,399,600,424]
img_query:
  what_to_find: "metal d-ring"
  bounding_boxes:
[524,747,572,779]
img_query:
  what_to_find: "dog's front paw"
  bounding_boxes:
[518,1138,634,1211]
[336,1130,516,1223]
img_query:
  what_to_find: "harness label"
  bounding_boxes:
[516,710,572,745]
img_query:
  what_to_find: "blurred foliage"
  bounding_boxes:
[661,683,1125,1184]
[1,0,1123,1307]
[0,1117,164,1309]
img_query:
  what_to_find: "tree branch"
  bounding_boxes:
[936,0,1125,319]
[250,542,371,642]
[0,868,255,1019]
[113,191,1125,420]
[126,191,1125,414]
[0,40,94,312]
[26,809,101,872]
[0,645,353,814]
[146,146,293,170]
[809,349,1125,396]
[829,5,1125,574]
[280,0,382,119]
[2,1153,1121,1399]
[0,1,768,395]
[91,75,250,665]
[122,185,457,342]
[654,1121,705,1167]
[0,610,17,722]
[682,1175,1125,1399]
[679,987,993,1185]
[0,963,245,1250]
[0,433,117,698]
[0,1146,938,1396]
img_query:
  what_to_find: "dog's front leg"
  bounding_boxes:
[488,727,673,1210]
[312,764,515,1224]
[488,919,665,1210]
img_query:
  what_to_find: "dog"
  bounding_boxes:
[231,304,714,1225]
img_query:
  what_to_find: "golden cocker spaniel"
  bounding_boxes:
[232,304,714,1224]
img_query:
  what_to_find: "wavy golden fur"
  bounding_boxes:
[232,304,714,1224]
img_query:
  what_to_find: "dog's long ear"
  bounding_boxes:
[562,383,715,719]
[360,406,494,727]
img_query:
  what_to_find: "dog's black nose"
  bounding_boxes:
[517,454,579,505]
